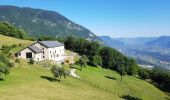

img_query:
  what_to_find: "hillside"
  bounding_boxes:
[0,34,32,46]
[0,35,170,100]
[146,36,170,48]
[0,60,169,100]
[0,5,100,42]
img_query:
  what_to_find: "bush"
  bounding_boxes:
[29,58,35,65]
[0,53,10,66]
[15,58,20,63]
[9,61,15,67]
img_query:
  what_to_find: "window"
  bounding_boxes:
[43,51,44,54]
[55,50,56,53]
[50,51,51,54]
[43,56,45,58]
[18,53,21,56]
[37,58,39,60]
[42,48,44,50]
[51,55,52,58]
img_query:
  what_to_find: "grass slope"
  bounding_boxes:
[0,34,32,46]
[77,66,170,100]
[0,60,119,100]
[0,34,33,53]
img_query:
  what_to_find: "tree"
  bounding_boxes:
[117,64,126,81]
[138,68,150,80]
[0,54,10,79]
[51,65,68,81]
[128,59,139,75]
[92,55,102,67]
[0,62,9,79]
[77,55,89,71]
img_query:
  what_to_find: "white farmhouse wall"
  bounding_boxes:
[17,48,43,61]
[18,48,34,59]
[16,42,65,62]
[34,53,43,61]
[48,46,65,61]
[32,42,48,60]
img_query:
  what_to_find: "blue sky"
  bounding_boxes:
[0,0,170,37]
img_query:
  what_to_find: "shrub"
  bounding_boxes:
[9,61,15,67]
[15,58,20,63]
[29,58,35,65]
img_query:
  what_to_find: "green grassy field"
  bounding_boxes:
[77,66,170,100]
[0,60,169,100]
[0,60,120,100]
[0,34,32,46]
[0,34,33,53]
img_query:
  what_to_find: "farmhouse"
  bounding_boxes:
[15,41,65,62]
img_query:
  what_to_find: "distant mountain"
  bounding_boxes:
[146,36,170,48]
[114,37,157,45]
[99,36,125,48]
[0,5,101,42]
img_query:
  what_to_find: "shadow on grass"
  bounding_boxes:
[69,66,81,70]
[0,78,4,81]
[104,76,117,80]
[121,95,142,100]
[40,76,60,82]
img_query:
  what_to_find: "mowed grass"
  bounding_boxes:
[0,34,32,46]
[77,66,170,100]
[0,34,33,53]
[0,60,120,100]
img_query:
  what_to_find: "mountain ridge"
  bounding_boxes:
[146,36,170,48]
[0,5,101,42]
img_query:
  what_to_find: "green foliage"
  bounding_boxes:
[15,58,20,63]
[29,58,35,65]
[0,22,28,39]
[138,68,150,80]
[1,44,18,55]
[92,55,102,67]
[150,67,170,92]
[77,55,89,71]
[0,62,9,77]
[51,65,68,81]
[0,53,10,66]
[117,64,126,80]
[0,54,10,79]
[0,6,101,42]
[64,37,139,76]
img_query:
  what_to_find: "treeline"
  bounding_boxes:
[0,22,30,39]
[139,67,170,92]
[64,36,139,77]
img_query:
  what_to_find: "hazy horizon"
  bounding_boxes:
[0,0,170,38]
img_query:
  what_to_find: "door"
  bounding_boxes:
[26,52,32,58]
